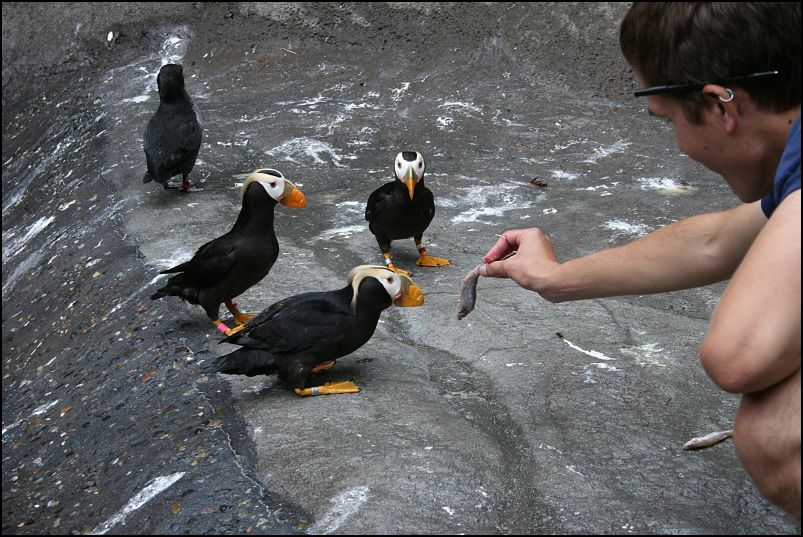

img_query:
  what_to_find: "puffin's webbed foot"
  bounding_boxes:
[214,319,247,337]
[416,253,450,267]
[310,360,337,374]
[226,301,255,325]
[233,312,256,325]
[224,324,247,337]
[414,245,450,267]
[386,263,412,276]
[294,380,360,397]
[382,252,412,276]
[178,177,204,193]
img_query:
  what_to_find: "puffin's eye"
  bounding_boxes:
[269,182,277,188]
[418,163,422,168]
[387,276,395,284]
[397,162,401,168]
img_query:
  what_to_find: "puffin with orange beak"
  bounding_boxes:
[203,265,425,396]
[365,151,450,276]
[151,169,306,335]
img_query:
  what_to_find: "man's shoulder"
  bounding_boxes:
[761,115,801,217]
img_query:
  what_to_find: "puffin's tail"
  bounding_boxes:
[159,261,191,274]
[150,288,169,300]
[201,348,277,377]
[149,279,196,303]
[150,280,180,300]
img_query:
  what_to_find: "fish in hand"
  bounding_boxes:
[457,251,516,320]
[457,264,482,320]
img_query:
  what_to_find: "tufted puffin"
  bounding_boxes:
[202,265,425,396]
[143,63,203,192]
[365,151,450,276]
[150,169,306,335]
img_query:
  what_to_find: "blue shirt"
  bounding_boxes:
[761,114,801,217]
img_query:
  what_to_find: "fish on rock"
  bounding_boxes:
[203,265,425,396]
[143,63,203,192]
[150,169,306,335]
[365,151,450,276]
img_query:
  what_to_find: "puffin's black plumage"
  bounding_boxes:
[366,174,435,246]
[143,63,203,192]
[150,169,306,335]
[202,266,424,396]
[365,151,450,275]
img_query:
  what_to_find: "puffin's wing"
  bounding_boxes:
[365,181,396,223]
[143,117,156,150]
[160,114,202,172]
[143,118,162,176]
[421,185,436,228]
[161,236,237,287]
[179,110,203,152]
[226,292,349,355]
[143,113,174,163]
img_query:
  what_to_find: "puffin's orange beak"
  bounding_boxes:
[394,282,424,307]
[280,181,307,208]
[403,168,416,200]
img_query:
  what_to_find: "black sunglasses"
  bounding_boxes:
[634,70,779,97]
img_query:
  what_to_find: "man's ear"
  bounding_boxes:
[703,83,738,134]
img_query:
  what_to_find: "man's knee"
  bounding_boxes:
[733,369,801,519]
[734,419,801,518]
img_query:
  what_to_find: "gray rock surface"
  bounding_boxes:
[3,3,799,534]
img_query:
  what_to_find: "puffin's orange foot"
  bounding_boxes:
[224,324,247,337]
[386,263,412,277]
[294,380,361,397]
[233,311,256,325]
[310,360,337,374]
[416,254,450,267]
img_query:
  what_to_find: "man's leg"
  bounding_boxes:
[733,367,801,520]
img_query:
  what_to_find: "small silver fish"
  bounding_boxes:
[457,264,482,320]
[682,430,733,450]
[457,251,516,321]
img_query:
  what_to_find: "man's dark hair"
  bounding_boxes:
[620,2,801,123]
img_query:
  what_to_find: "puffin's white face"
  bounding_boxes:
[253,169,287,201]
[242,169,307,208]
[347,265,424,312]
[374,271,405,300]
[394,151,425,182]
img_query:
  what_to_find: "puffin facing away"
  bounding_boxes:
[143,63,203,192]
[150,169,306,335]
[203,265,425,396]
[365,151,450,276]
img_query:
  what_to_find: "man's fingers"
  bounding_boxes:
[483,230,522,264]
[479,260,505,278]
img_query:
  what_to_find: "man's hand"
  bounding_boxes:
[479,228,562,300]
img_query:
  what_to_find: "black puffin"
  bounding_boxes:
[143,63,203,192]
[150,169,307,335]
[365,151,450,275]
[202,265,425,396]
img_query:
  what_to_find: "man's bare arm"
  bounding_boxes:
[482,201,768,302]
[702,190,801,394]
